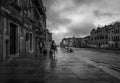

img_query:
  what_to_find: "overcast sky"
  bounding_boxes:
[43,0,120,44]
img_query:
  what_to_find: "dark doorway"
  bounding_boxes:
[115,43,118,48]
[10,22,18,55]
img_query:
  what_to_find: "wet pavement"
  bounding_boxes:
[0,48,120,83]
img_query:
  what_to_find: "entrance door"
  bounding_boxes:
[115,43,118,48]
[10,22,18,55]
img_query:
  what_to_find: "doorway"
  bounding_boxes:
[10,22,18,55]
[115,43,118,48]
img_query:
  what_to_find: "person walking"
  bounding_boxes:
[50,40,56,56]
[54,45,57,53]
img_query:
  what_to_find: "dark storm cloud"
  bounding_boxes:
[48,11,72,26]
[93,10,114,18]
[47,17,72,31]
[43,0,120,44]
[43,0,54,8]
[73,0,102,6]
[67,23,95,36]
[43,0,72,31]
[46,11,72,31]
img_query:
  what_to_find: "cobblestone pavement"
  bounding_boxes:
[45,48,120,83]
[0,48,120,83]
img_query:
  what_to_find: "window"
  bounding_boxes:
[105,35,108,39]
[29,33,33,51]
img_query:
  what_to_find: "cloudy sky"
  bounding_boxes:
[43,0,120,44]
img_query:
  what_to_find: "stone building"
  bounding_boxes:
[74,38,82,47]
[60,38,68,47]
[81,36,90,48]
[108,22,120,48]
[90,22,120,49]
[90,26,109,48]
[61,37,75,47]
[67,37,75,47]
[0,0,51,61]
[60,36,82,48]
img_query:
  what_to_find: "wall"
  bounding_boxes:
[0,15,4,61]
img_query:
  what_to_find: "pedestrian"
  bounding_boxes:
[50,40,56,57]
[54,45,57,53]
[39,41,44,54]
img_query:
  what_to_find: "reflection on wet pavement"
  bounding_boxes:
[0,51,57,83]
[0,48,120,83]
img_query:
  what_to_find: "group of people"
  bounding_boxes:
[38,39,57,58]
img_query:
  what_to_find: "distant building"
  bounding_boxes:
[60,38,69,47]
[90,26,109,48]
[108,22,120,48]
[68,36,75,47]
[90,22,120,49]
[61,22,120,50]
[60,36,81,48]
[81,36,90,47]
[74,38,82,47]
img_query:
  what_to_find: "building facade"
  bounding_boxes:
[60,36,82,48]
[90,22,120,49]
[0,0,51,61]
[61,22,120,49]
[81,36,90,48]
[108,22,120,48]
[90,26,109,48]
